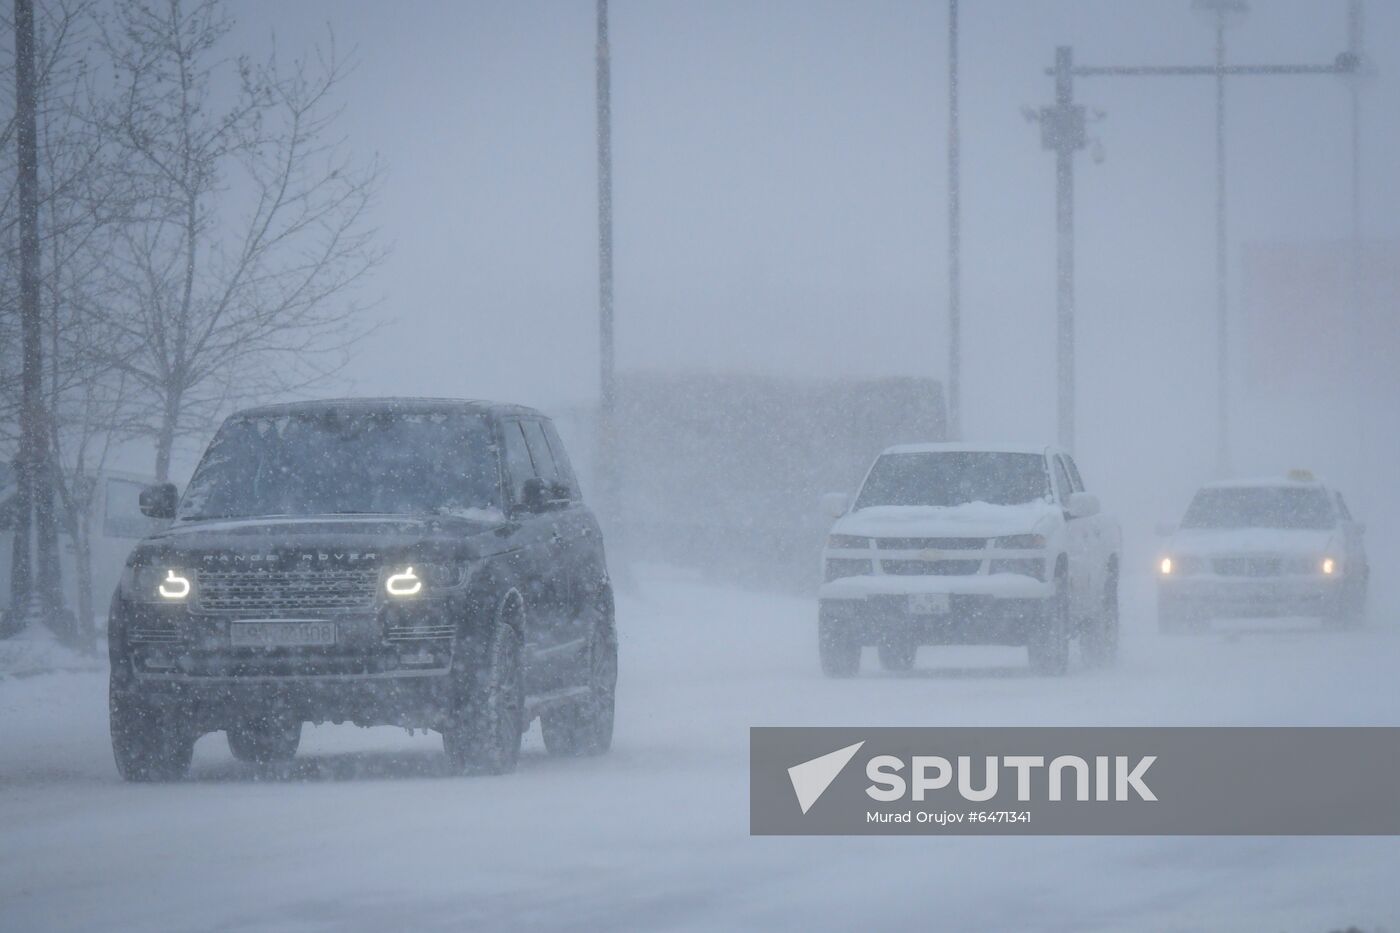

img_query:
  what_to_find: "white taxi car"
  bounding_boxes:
[1156,472,1368,631]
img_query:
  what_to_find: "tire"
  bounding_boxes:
[818,612,861,678]
[877,635,917,672]
[226,715,302,764]
[541,597,618,757]
[1028,576,1070,676]
[1157,593,1203,635]
[1080,571,1119,668]
[110,676,196,782]
[1325,574,1368,630]
[443,602,525,775]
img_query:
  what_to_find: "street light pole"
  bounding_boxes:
[1211,3,1231,474]
[596,0,616,516]
[946,0,961,440]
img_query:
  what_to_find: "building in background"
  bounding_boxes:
[602,372,946,591]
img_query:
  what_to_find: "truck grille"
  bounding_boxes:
[196,568,379,613]
[880,559,983,576]
[876,537,986,551]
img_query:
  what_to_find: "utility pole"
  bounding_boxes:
[1345,0,1366,499]
[1029,7,1356,469]
[1029,48,1088,452]
[596,0,617,521]
[1207,1,1234,475]
[946,0,961,440]
[1194,0,1248,474]
[12,0,50,630]
[1052,47,1079,453]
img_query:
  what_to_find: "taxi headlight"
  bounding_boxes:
[1160,556,1204,576]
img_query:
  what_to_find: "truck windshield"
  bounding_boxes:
[854,451,1050,509]
[1181,486,1335,530]
[179,410,500,520]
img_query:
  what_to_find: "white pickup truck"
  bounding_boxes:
[817,443,1121,676]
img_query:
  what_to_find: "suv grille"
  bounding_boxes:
[196,568,379,613]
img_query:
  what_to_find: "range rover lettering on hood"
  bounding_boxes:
[197,551,380,566]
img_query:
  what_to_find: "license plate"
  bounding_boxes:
[230,621,336,648]
[908,593,950,615]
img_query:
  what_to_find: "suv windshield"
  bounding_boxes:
[179,410,499,520]
[1182,486,1335,530]
[854,451,1050,509]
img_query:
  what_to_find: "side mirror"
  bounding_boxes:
[821,492,849,519]
[1066,491,1099,519]
[519,477,549,514]
[1154,521,1178,537]
[139,482,178,520]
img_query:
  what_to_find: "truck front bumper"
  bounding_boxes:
[818,573,1054,647]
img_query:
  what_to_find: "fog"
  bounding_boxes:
[3,1,1400,930]
[219,0,1400,581]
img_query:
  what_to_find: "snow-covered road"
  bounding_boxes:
[2,566,1398,932]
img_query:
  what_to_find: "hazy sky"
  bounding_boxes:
[217,0,1397,561]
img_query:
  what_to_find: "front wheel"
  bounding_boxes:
[110,678,196,782]
[1325,574,1368,630]
[1027,578,1070,676]
[877,634,917,672]
[818,611,861,678]
[1080,572,1119,668]
[542,600,618,757]
[1157,592,1204,635]
[443,605,525,775]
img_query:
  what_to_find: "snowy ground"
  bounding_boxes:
[2,565,1397,932]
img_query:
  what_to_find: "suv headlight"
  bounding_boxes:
[124,565,194,602]
[384,562,466,597]
[993,534,1045,550]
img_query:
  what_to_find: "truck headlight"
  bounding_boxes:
[826,534,871,549]
[1321,557,1336,575]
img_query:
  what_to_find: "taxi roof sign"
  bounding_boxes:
[1286,468,1316,482]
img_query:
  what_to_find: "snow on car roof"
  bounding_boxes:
[1200,474,1326,490]
[880,442,1049,457]
[235,397,544,419]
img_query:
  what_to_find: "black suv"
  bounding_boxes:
[108,398,616,780]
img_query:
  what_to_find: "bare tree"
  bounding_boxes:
[100,0,384,481]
